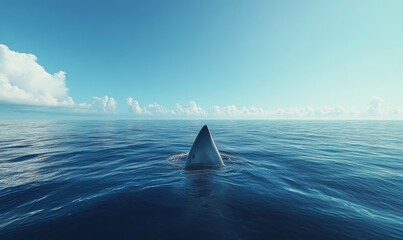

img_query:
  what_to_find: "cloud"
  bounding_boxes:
[92,96,116,113]
[175,101,206,116]
[0,44,117,114]
[270,106,358,118]
[363,96,403,117]
[367,96,384,116]
[146,102,174,115]
[126,97,401,119]
[223,106,339,118]
[0,44,74,107]
[127,98,205,116]
[127,98,172,115]
[127,97,144,114]
[210,105,265,117]
[390,107,403,116]
[1,44,398,120]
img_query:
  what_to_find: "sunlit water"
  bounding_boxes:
[0,120,402,239]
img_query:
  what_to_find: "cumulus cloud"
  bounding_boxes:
[210,105,265,117]
[2,44,398,120]
[92,96,116,113]
[175,101,206,116]
[127,97,144,114]
[126,98,398,119]
[127,98,173,115]
[127,98,206,116]
[363,96,403,118]
[146,102,174,115]
[390,107,403,116]
[0,44,74,107]
[367,96,384,116]
[0,44,117,114]
[270,106,358,118]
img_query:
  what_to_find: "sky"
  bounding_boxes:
[1,0,402,119]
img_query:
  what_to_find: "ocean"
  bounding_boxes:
[0,120,402,239]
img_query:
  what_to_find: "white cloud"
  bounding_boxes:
[270,106,358,118]
[210,105,266,117]
[363,96,403,117]
[175,101,206,116]
[1,44,398,120]
[390,107,403,116]
[127,98,173,115]
[127,97,145,114]
[0,44,73,107]
[367,96,384,116]
[0,44,117,114]
[125,97,403,119]
[146,102,174,115]
[127,98,206,116]
[92,96,116,113]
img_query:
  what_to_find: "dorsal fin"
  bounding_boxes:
[185,125,224,170]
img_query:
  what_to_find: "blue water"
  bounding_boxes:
[0,120,402,240]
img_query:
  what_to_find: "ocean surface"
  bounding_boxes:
[0,120,402,240]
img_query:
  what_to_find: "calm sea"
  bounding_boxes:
[0,120,402,239]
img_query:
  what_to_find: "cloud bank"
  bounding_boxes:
[1,44,401,119]
[126,96,402,119]
[127,99,207,117]
[127,97,172,115]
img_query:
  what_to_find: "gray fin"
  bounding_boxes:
[185,125,224,170]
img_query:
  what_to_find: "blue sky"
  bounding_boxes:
[1,0,402,118]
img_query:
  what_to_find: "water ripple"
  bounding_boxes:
[0,120,402,239]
